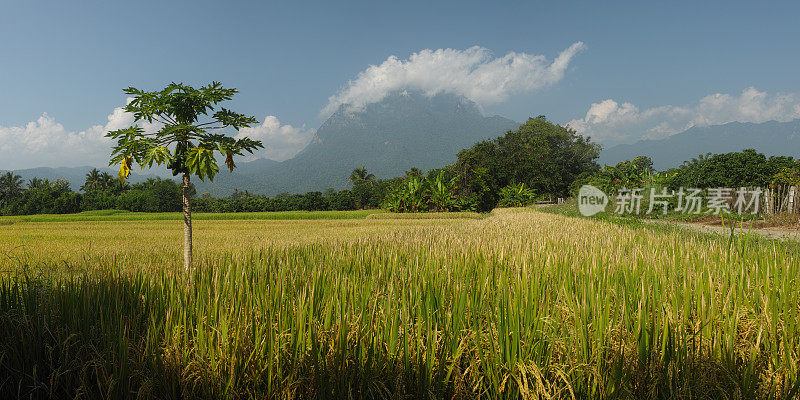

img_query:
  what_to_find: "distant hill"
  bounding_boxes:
[195,91,518,195]
[599,120,800,170]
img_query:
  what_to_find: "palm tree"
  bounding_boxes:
[349,166,375,184]
[0,172,24,204]
[81,168,118,193]
[81,168,104,192]
[349,166,376,209]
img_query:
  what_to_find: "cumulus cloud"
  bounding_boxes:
[0,103,141,170]
[0,100,313,170]
[320,42,586,117]
[566,87,800,145]
[235,116,316,161]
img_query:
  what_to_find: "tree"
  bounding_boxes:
[455,116,600,210]
[772,167,800,187]
[665,149,799,189]
[81,168,124,193]
[405,168,423,179]
[81,168,105,192]
[426,171,458,211]
[498,183,536,207]
[349,166,375,184]
[585,156,656,194]
[80,169,128,210]
[349,166,375,209]
[0,172,24,207]
[8,178,80,215]
[27,177,45,190]
[107,82,262,271]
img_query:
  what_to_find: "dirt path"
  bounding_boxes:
[647,220,800,241]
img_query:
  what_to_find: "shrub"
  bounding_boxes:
[497,183,536,207]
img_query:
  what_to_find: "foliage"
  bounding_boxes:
[348,166,375,184]
[426,171,459,211]
[771,166,800,187]
[1,178,81,215]
[107,82,262,183]
[579,155,657,195]
[0,172,24,208]
[497,182,536,207]
[454,116,600,211]
[381,170,463,213]
[115,178,187,212]
[79,168,130,210]
[664,149,800,189]
[80,168,128,194]
[0,172,390,216]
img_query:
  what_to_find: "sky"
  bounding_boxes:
[1,0,799,169]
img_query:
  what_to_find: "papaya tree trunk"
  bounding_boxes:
[182,172,193,271]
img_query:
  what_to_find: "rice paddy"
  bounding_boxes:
[1,208,799,398]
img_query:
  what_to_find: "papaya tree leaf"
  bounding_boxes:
[185,147,219,181]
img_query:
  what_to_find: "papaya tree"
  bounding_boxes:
[106,82,262,271]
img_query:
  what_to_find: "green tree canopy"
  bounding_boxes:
[455,116,600,210]
[665,149,800,189]
[0,171,24,206]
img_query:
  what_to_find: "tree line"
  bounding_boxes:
[0,115,600,215]
[0,169,390,215]
[576,149,800,196]
[4,116,798,217]
[0,171,184,215]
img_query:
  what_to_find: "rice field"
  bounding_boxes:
[1,208,799,399]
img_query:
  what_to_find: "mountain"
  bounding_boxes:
[599,120,800,170]
[195,91,518,195]
[0,166,164,191]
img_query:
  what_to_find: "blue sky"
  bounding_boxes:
[2,0,799,169]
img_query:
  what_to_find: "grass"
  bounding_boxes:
[365,211,485,220]
[540,199,774,229]
[1,208,800,398]
[0,209,383,223]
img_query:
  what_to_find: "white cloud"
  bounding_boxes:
[566,87,800,145]
[0,100,310,170]
[236,116,316,161]
[320,42,586,117]
[0,103,139,170]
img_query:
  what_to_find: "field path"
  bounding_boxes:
[648,219,800,241]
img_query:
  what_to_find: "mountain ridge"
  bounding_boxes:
[599,119,800,169]
[16,100,799,196]
[193,91,519,195]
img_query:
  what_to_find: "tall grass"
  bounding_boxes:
[1,209,799,398]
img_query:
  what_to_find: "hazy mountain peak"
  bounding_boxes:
[195,89,518,195]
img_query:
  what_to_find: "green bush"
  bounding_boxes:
[497,183,536,207]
